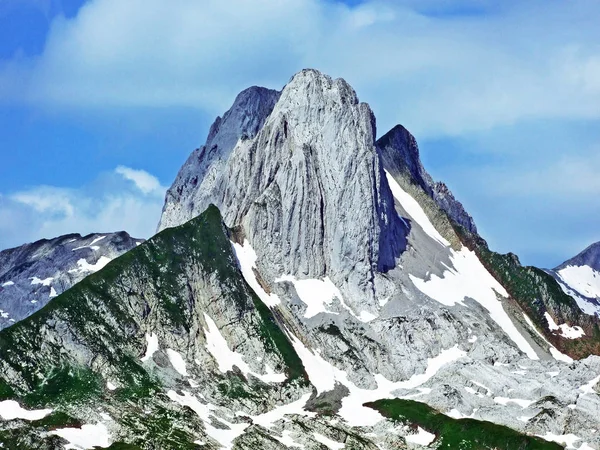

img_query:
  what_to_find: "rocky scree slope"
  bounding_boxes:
[0,232,142,330]
[377,124,600,360]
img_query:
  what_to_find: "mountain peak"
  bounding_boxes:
[286,69,359,106]
[206,85,280,150]
[377,124,478,234]
[556,241,600,271]
[159,68,404,310]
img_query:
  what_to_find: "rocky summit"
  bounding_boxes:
[0,69,599,449]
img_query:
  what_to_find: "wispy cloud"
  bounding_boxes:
[115,165,166,196]
[1,0,599,137]
[0,166,166,250]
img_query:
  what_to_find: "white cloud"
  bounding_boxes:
[115,166,165,195]
[1,0,599,137]
[0,167,166,250]
[11,187,75,217]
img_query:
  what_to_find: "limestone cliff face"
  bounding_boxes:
[152,69,600,448]
[376,124,478,235]
[159,69,406,311]
[157,86,281,232]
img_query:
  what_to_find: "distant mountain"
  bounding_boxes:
[0,232,143,329]
[550,242,600,317]
[0,69,598,449]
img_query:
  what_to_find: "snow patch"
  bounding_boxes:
[577,443,596,450]
[385,170,450,247]
[544,312,585,339]
[524,314,575,363]
[140,333,159,362]
[49,423,111,449]
[555,277,600,316]
[31,276,53,286]
[539,432,581,449]
[231,240,280,307]
[168,390,247,449]
[106,381,117,391]
[289,331,465,426]
[410,247,539,359]
[69,257,111,274]
[405,427,436,446]
[166,349,188,376]
[276,275,345,318]
[313,432,345,449]
[550,346,574,364]
[276,274,373,322]
[1,281,14,287]
[89,236,107,247]
[203,313,285,383]
[358,311,378,322]
[72,236,106,252]
[49,287,58,298]
[0,400,52,421]
[558,265,600,300]
[250,393,314,428]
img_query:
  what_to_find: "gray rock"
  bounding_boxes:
[0,231,142,329]
[377,124,478,235]
[556,242,600,271]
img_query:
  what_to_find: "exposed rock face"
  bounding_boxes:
[159,69,406,311]
[376,124,478,235]
[158,86,281,232]
[0,232,142,329]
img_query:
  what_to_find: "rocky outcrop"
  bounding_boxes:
[159,69,406,311]
[0,232,142,329]
[546,241,600,336]
[556,242,600,271]
[158,86,281,232]
[376,124,478,235]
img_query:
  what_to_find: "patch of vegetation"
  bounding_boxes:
[367,398,562,450]
[23,366,103,408]
[31,411,82,430]
[218,373,259,400]
[119,404,203,450]
[105,443,144,450]
[0,205,307,445]
[249,294,308,385]
[0,378,15,401]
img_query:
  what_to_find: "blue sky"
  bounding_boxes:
[0,0,599,269]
